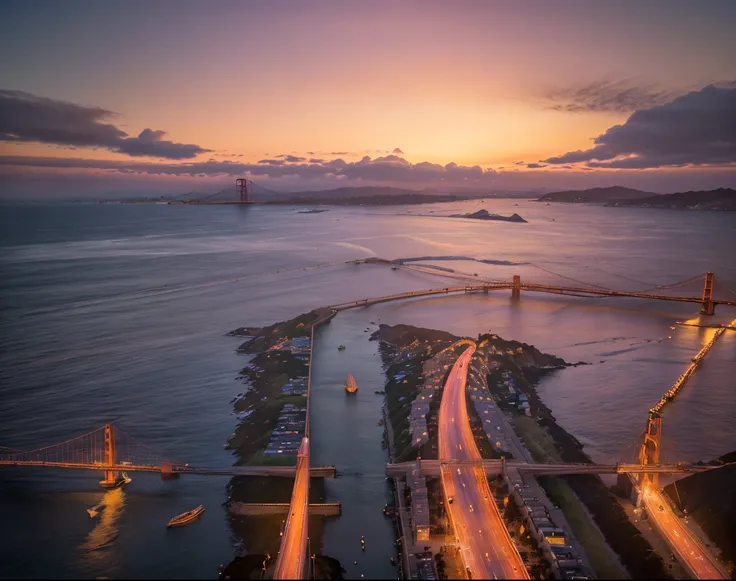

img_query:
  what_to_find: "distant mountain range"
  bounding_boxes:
[537,186,736,210]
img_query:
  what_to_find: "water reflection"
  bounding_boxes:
[78,487,125,568]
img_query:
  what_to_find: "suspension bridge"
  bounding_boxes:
[0,424,335,487]
[333,267,736,316]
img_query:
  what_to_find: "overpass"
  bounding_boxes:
[272,437,311,580]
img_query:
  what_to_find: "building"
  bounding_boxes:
[409,469,431,542]
[413,551,438,580]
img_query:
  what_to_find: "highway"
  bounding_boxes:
[642,486,726,579]
[438,345,528,580]
[273,437,310,580]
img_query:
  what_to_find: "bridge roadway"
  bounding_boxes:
[0,460,336,478]
[642,485,727,579]
[385,460,714,478]
[273,437,310,580]
[438,345,529,580]
[328,281,736,312]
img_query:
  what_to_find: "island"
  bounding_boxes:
[449,209,528,222]
[537,186,736,211]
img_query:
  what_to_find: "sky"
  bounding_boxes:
[0,0,735,197]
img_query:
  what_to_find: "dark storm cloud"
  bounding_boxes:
[0,89,209,159]
[543,83,736,169]
[115,129,208,159]
[543,80,675,113]
[284,155,306,163]
[526,163,546,169]
[0,154,495,184]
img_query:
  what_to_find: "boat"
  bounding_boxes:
[98,471,131,489]
[344,374,358,394]
[338,345,346,351]
[167,505,205,528]
[87,502,106,518]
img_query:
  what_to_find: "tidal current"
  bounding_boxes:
[1,199,734,578]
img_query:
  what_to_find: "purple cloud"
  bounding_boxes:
[0,89,209,160]
[544,83,736,169]
[543,80,675,113]
[0,154,496,185]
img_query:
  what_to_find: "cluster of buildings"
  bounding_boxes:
[264,403,307,456]
[413,551,439,580]
[281,377,307,396]
[408,462,431,542]
[501,371,531,416]
[505,467,593,580]
[270,336,311,359]
[409,348,459,447]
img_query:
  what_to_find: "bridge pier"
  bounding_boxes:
[511,275,521,300]
[700,272,715,315]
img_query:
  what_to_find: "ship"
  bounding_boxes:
[344,374,358,394]
[167,504,205,528]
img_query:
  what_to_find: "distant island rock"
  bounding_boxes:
[537,186,735,211]
[537,186,656,204]
[450,209,527,222]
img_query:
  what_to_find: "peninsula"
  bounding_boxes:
[537,186,736,211]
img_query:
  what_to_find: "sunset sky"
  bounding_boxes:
[1,0,735,196]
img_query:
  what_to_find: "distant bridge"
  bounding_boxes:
[331,270,736,316]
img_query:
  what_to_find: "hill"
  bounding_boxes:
[608,188,736,211]
[536,186,656,203]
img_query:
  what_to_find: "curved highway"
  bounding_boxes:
[438,345,529,580]
[643,486,726,579]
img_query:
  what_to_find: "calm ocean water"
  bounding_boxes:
[0,199,734,578]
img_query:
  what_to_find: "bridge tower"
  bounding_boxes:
[100,424,120,488]
[700,272,715,315]
[236,178,249,203]
[637,411,662,493]
[511,275,521,300]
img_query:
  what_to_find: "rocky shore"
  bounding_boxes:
[222,308,343,579]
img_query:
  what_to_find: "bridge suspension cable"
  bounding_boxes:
[528,263,613,290]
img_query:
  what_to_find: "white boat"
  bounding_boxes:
[99,471,132,489]
[87,502,106,518]
[167,505,205,528]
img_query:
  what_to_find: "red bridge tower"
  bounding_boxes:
[236,178,249,203]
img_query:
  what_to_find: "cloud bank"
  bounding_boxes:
[0,153,495,184]
[0,89,209,159]
[544,80,675,113]
[544,83,736,169]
